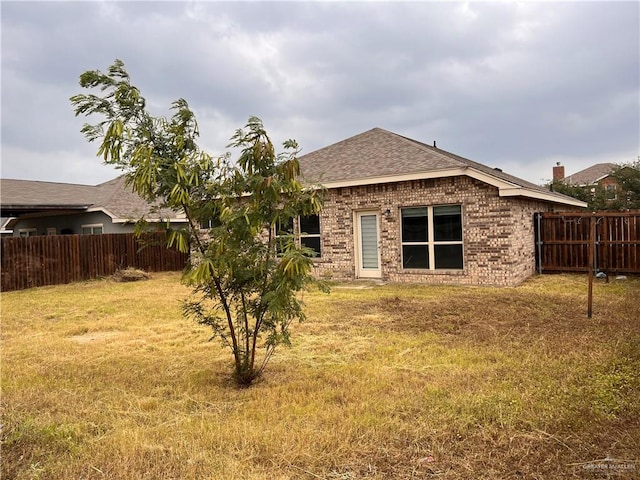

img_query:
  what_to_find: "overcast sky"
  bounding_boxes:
[1,1,638,186]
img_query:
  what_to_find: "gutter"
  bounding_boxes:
[87,206,188,224]
[309,167,588,208]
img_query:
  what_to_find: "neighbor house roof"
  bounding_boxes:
[563,163,616,186]
[0,179,97,213]
[298,128,587,208]
[0,176,187,223]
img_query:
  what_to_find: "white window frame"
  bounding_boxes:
[401,205,463,270]
[273,214,322,258]
[19,228,37,237]
[81,224,103,235]
[299,214,322,258]
[46,227,57,236]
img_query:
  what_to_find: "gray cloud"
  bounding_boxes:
[1,1,638,186]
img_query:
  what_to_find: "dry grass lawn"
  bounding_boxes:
[1,272,639,479]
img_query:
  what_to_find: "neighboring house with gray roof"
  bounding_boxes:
[297,128,586,286]
[0,176,187,237]
[553,162,624,205]
[562,163,618,186]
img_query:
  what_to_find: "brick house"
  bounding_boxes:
[297,128,586,286]
[554,162,620,200]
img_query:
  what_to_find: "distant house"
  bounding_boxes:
[0,176,187,237]
[553,162,619,199]
[560,162,618,186]
[297,128,586,286]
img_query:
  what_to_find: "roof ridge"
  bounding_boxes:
[300,127,382,157]
[395,133,561,192]
[370,130,504,183]
[298,127,584,206]
[385,131,470,169]
[563,162,618,185]
[95,174,126,187]
[95,175,128,208]
[0,178,96,188]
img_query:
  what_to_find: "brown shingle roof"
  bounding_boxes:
[94,176,179,221]
[0,176,184,221]
[298,128,584,206]
[563,163,616,185]
[299,128,459,183]
[0,179,97,210]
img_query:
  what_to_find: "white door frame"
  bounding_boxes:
[354,211,381,278]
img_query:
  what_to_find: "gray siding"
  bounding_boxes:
[10,211,136,236]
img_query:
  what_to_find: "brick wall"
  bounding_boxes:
[312,176,557,287]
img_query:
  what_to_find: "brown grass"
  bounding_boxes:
[1,273,639,479]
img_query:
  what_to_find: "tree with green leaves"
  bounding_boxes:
[71,60,325,385]
[549,181,591,205]
[610,159,640,210]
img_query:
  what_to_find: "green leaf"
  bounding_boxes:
[71,60,327,385]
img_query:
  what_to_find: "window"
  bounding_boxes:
[401,208,429,268]
[81,224,103,235]
[19,228,37,237]
[47,227,57,236]
[274,215,321,258]
[198,211,222,230]
[401,205,463,270]
[299,215,321,257]
[275,217,295,255]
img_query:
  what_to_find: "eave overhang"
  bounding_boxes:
[311,166,588,208]
[85,206,189,224]
[0,204,90,216]
[2,206,189,228]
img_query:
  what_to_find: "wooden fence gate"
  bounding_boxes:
[535,211,640,274]
[1,232,188,292]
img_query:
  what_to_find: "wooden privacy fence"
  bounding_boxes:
[1,232,188,292]
[535,211,640,274]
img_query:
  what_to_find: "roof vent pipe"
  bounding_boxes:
[433,140,437,148]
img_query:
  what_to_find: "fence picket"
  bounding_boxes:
[1,232,188,292]
[536,211,640,274]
